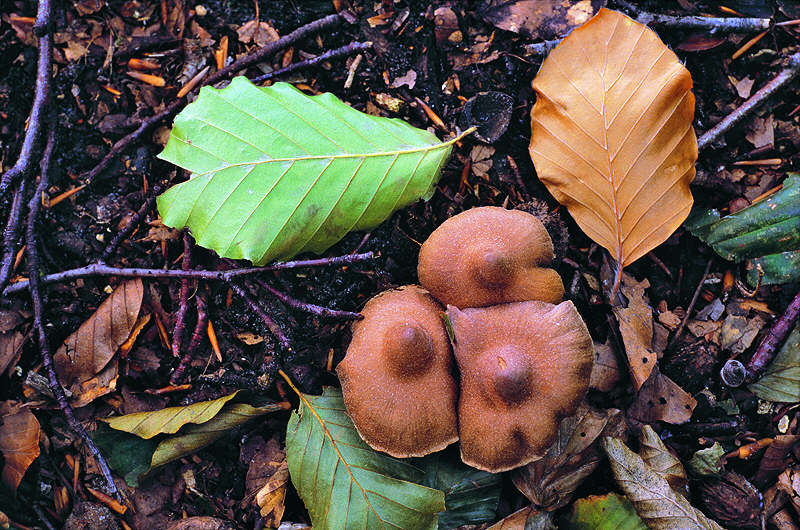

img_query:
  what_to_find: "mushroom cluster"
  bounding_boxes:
[337,206,594,472]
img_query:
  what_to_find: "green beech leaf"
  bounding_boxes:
[415,449,501,529]
[158,78,466,265]
[685,173,800,285]
[285,386,445,530]
[565,493,648,530]
[748,321,800,403]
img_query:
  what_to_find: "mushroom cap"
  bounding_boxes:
[337,285,459,458]
[447,300,594,472]
[418,206,564,308]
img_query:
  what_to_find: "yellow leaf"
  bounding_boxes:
[529,8,697,284]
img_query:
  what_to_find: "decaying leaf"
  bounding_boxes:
[158,79,466,266]
[481,0,606,40]
[0,400,41,494]
[685,173,800,286]
[612,273,656,389]
[243,436,290,526]
[638,425,688,498]
[688,442,725,478]
[627,367,696,427]
[748,321,800,403]
[0,330,26,377]
[486,505,552,530]
[566,493,647,529]
[777,467,800,515]
[53,279,143,407]
[530,8,697,288]
[94,392,287,486]
[755,434,800,484]
[602,437,724,529]
[589,340,621,392]
[285,386,445,530]
[699,472,763,529]
[512,405,625,511]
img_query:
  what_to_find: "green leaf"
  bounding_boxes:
[565,493,648,530]
[748,321,800,403]
[685,173,800,285]
[415,448,501,529]
[95,392,286,486]
[158,78,465,265]
[602,437,724,529]
[285,386,445,530]
[687,443,725,478]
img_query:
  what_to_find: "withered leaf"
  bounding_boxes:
[612,273,656,389]
[481,0,606,41]
[638,425,688,498]
[530,8,697,283]
[755,434,800,484]
[0,400,41,494]
[54,279,143,407]
[512,405,625,511]
[602,437,724,529]
[627,367,696,427]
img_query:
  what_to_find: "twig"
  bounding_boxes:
[227,281,292,353]
[99,183,164,262]
[745,287,800,381]
[506,155,531,203]
[254,278,362,319]
[171,231,193,361]
[251,41,372,84]
[78,13,344,185]
[525,10,773,56]
[170,293,208,385]
[0,178,30,292]
[2,252,376,296]
[27,127,121,502]
[698,52,800,151]
[0,0,54,196]
[669,257,713,348]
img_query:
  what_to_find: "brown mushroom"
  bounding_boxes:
[418,206,564,308]
[337,285,459,458]
[447,300,594,472]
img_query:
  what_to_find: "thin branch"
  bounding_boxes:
[0,178,30,292]
[227,281,292,353]
[77,14,343,185]
[0,0,54,195]
[171,230,193,360]
[251,41,372,84]
[669,257,713,348]
[698,52,800,150]
[745,287,800,381]
[170,293,208,385]
[99,183,164,262]
[254,278,362,319]
[27,126,121,502]
[3,252,376,296]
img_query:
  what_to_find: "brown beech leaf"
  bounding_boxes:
[54,279,143,406]
[638,425,688,498]
[602,437,724,529]
[511,404,625,511]
[627,367,696,428]
[529,8,697,288]
[612,273,656,389]
[0,400,41,494]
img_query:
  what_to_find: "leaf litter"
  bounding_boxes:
[1,1,799,529]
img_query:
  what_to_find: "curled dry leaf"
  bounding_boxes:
[755,434,800,485]
[0,400,41,494]
[627,368,696,428]
[54,279,143,407]
[530,8,697,288]
[612,273,656,389]
[602,437,724,529]
[638,425,688,498]
[511,404,625,511]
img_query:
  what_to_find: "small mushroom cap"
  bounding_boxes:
[447,300,594,472]
[337,285,459,458]
[418,206,564,308]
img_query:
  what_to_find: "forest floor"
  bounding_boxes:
[1,0,799,529]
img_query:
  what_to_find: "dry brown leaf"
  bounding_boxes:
[237,20,280,47]
[486,505,552,530]
[756,434,800,484]
[512,404,625,511]
[243,436,289,526]
[0,400,41,494]
[777,467,800,514]
[589,339,621,392]
[481,0,606,41]
[54,279,143,407]
[0,330,27,377]
[613,273,656,389]
[628,368,696,427]
[639,425,688,498]
[530,8,697,288]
